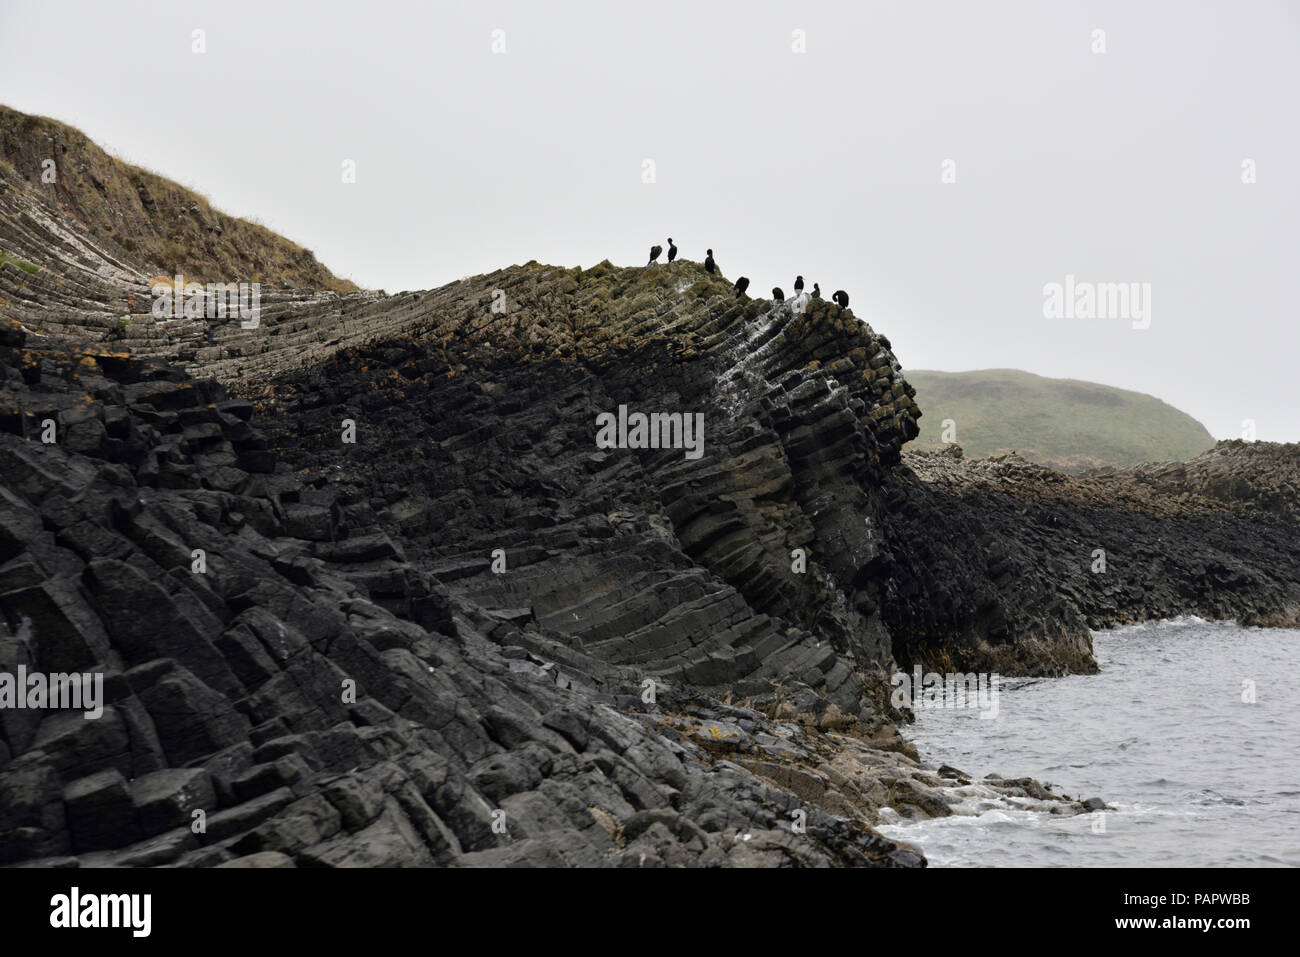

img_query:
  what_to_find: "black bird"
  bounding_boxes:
[794,275,804,294]
[734,277,750,298]
[772,287,785,301]
[704,249,716,274]
[832,289,849,308]
[667,238,677,263]
[648,244,663,264]
[811,283,821,299]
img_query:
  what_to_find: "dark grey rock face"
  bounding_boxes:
[0,319,935,867]
[2,167,1297,868]
[882,449,1300,673]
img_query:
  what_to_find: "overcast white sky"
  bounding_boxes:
[2,0,1297,440]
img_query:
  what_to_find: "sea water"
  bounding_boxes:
[876,619,1300,867]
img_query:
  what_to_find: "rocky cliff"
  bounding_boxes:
[889,445,1300,674]
[6,311,1121,868]
[2,117,1298,868]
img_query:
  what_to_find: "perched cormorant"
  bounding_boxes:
[811,283,821,299]
[794,275,804,294]
[648,244,663,264]
[704,249,716,274]
[667,238,677,263]
[832,289,849,308]
[772,287,785,301]
[734,277,750,298]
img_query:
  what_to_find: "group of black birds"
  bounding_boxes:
[647,239,849,309]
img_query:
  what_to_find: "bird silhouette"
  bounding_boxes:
[648,244,663,264]
[794,275,804,293]
[772,287,785,301]
[811,283,821,299]
[704,249,715,274]
[832,289,849,308]
[667,238,677,263]
[734,277,750,298]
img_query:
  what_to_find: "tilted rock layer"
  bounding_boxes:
[0,318,944,867]
[1,130,1298,866]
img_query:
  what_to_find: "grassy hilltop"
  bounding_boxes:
[0,105,357,292]
[907,368,1215,472]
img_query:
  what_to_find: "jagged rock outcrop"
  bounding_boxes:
[0,317,948,867]
[883,446,1300,668]
[234,262,939,703]
[889,447,1300,657]
[2,113,1298,867]
[1087,440,1300,524]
